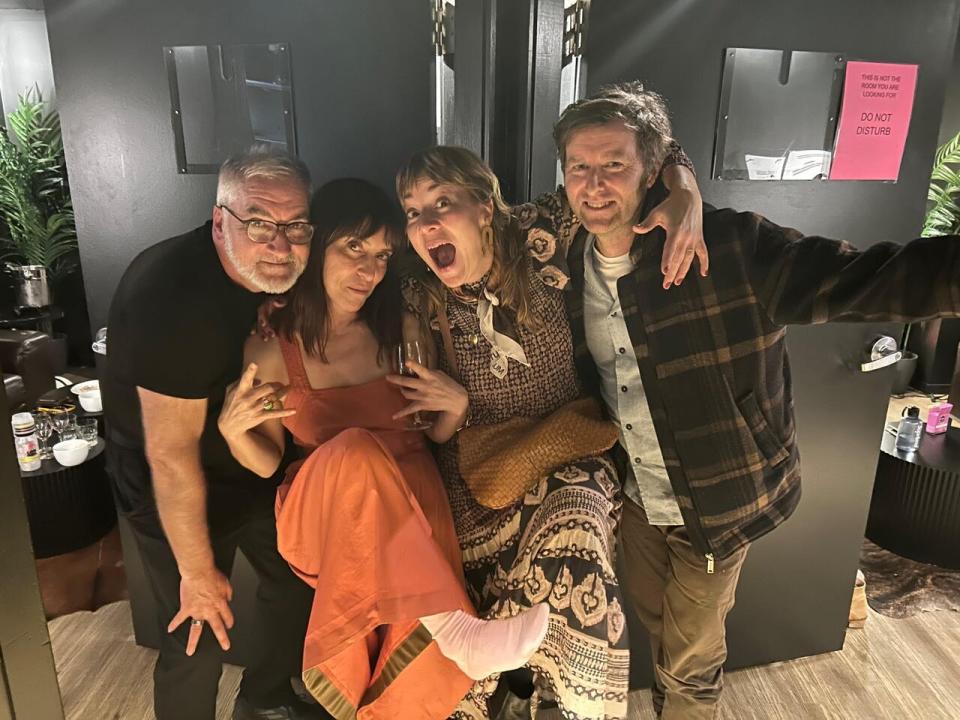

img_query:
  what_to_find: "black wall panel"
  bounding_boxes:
[44,0,433,332]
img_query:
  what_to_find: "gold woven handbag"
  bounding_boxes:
[457,396,619,508]
[437,303,618,509]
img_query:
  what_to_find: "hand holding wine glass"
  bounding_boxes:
[387,342,469,436]
[392,341,433,431]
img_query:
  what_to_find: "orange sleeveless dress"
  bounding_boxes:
[273,338,474,719]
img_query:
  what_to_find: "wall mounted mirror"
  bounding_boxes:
[164,43,296,174]
[713,48,845,181]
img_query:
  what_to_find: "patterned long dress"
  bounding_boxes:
[403,226,629,719]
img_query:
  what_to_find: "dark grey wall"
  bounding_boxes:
[44,0,433,332]
[0,1,44,9]
[585,0,960,675]
[588,0,957,244]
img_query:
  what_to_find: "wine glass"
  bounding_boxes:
[393,340,432,431]
[34,413,54,459]
[51,409,75,442]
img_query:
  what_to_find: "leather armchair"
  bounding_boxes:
[0,330,62,412]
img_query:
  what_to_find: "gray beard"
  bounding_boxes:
[223,235,305,294]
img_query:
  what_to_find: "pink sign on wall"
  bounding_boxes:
[830,61,918,181]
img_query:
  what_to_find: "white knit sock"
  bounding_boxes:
[420,604,550,680]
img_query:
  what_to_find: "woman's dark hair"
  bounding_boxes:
[272,177,404,362]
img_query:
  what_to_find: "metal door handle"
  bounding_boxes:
[861,351,902,372]
[861,335,901,372]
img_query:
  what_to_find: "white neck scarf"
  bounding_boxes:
[477,286,530,379]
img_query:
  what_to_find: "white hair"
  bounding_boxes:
[216,143,311,206]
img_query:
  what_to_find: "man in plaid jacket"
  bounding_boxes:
[528,81,960,719]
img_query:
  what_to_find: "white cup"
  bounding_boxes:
[53,438,90,467]
[78,390,103,413]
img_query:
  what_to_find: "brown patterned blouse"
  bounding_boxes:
[402,248,582,539]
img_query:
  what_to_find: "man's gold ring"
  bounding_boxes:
[262,398,276,411]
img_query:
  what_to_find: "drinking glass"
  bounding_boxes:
[393,340,432,431]
[51,409,75,442]
[34,413,54,459]
[77,418,99,447]
[59,427,79,442]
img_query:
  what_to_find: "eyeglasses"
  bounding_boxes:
[218,204,314,245]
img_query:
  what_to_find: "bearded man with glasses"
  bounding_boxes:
[216,203,314,291]
[103,144,328,720]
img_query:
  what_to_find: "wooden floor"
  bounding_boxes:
[630,609,960,720]
[48,600,960,720]
[50,602,242,720]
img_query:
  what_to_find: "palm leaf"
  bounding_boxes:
[933,130,960,167]
[922,128,960,237]
[0,87,78,278]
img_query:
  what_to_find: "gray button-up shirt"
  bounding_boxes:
[582,236,683,526]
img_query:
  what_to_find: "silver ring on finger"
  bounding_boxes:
[191,618,204,628]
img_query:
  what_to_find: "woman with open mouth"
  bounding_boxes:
[391,145,702,720]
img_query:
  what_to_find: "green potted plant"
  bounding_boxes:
[895,128,960,393]
[0,86,78,308]
[922,129,960,237]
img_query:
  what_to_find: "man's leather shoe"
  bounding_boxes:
[489,682,531,720]
[232,694,333,720]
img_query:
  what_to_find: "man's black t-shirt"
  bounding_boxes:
[103,221,269,517]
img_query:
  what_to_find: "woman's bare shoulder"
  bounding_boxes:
[242,333,289,385]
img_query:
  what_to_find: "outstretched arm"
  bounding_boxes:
[741,212,960,325]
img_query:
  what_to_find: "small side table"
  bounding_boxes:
[37,382,104,434]
[866,423,960,569]
[20,439,116,559]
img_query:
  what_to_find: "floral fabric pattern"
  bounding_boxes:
[403,239,629,718]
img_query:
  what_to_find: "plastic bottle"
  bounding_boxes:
[11,412,42,471]
[895,406,923,452]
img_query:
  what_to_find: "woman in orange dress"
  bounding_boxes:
[218,178,548,720]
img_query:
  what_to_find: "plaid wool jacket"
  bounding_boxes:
[525,188,960,562]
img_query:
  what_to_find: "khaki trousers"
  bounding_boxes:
[619,497,748,719]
